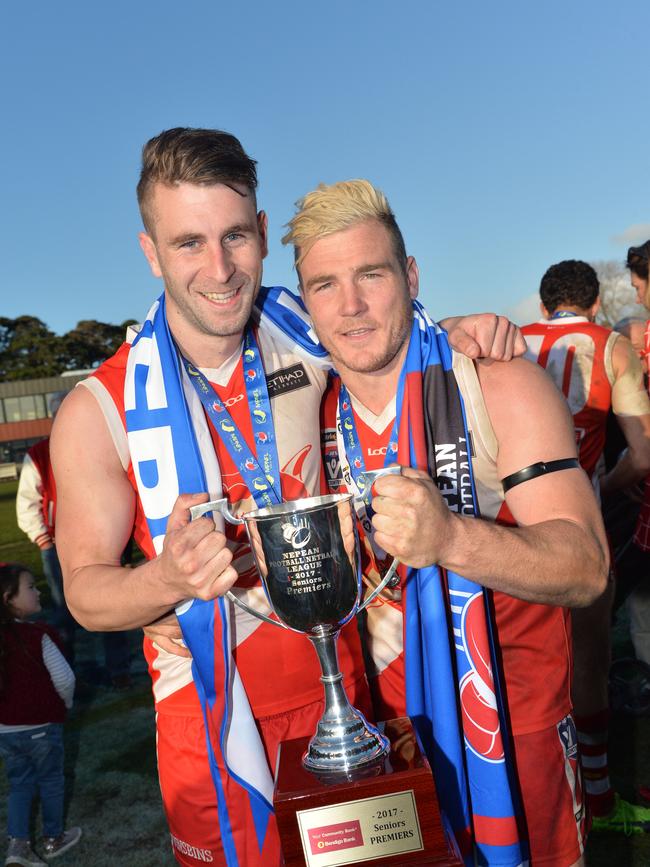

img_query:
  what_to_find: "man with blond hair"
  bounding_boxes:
[281,179,609,867]
[51,128,524,867]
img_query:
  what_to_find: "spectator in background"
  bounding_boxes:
[15,393,76,656]
[0,563,81,867]
[16,393,132,687]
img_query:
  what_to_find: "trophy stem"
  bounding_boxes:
[303,627,389,775]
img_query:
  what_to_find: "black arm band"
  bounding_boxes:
[501,458,580,493]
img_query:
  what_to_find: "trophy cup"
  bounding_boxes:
[190,481,399,775]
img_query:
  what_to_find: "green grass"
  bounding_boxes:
[0,479,43,580]
[0,634,176,864]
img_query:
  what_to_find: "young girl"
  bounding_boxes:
[0,563,81,866]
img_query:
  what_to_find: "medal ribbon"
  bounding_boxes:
[180,328,282,508]
[337,381,399,512]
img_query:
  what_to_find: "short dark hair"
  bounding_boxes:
[137,127,258,233]
[626,241,650,281]
[0,563,29,690]
[539,260,600,313]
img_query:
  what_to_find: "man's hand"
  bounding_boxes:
[442,313,527,361]
[143,611,191,659]
[158,493,238,602]
[370,468,453,568]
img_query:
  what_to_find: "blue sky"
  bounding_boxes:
[2,0,649,334]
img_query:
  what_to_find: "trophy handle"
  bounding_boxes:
[357,557,400,612]
[189,497,244,525]
[189,498,288,630]
[354,467,401,611]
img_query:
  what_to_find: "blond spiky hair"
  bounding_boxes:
[281,179,407,268]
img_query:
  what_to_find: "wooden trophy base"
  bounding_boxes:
[274,717,463,867]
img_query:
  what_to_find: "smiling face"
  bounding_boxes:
[298,219,418,391]
[139,181,268,365]
[6,571,41,619]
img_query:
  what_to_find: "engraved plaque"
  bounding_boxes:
[297,790,423,866]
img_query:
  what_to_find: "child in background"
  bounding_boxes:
[0,563,81,866]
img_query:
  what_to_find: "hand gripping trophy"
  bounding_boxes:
[191,468,399,777]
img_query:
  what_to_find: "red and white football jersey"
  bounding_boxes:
[85,328,366,719]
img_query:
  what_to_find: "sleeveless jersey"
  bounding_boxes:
[84,329,366,718]
[321,353,573,736]
[521,317,617,479]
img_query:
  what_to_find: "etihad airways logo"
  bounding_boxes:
[266,363,310,399]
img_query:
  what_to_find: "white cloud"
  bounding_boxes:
[506,292,540,326]
[611,223,650,246]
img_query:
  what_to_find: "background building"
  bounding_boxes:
[0,372,91,468]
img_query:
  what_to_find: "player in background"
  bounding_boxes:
[620,242,650,670]
[522,258,650,834]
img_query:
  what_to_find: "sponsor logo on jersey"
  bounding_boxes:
[367,446,387,456]
[170,834,214,862]
[213,394,244,412]
[266,363,311,399]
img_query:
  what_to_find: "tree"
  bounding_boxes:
[593,260,647,329]
[0,316,64,380]
[60,319,136,371]
[0,316,137,381]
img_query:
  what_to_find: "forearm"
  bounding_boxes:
[600,451,644,498]
[600,444,650,498]
[439,513,608,607]
[64,558,182,632]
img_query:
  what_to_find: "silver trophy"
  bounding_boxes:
[190,468,400,776]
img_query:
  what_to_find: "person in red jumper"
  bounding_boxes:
[0,563,81,867]
[15,394,77,659]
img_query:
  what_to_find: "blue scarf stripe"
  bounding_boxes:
[388,314,525,864]
[126,295,276,865]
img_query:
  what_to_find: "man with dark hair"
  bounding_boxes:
[522,259,650,834]
[622,241,650,671]
[282,180,609,867]
[51,128,524,865]
[539,259,600,314]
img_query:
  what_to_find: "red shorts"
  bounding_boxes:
[156,677,373,866]
[512,714,587,866]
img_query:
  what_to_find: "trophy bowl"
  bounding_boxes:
[190,491,399,775]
